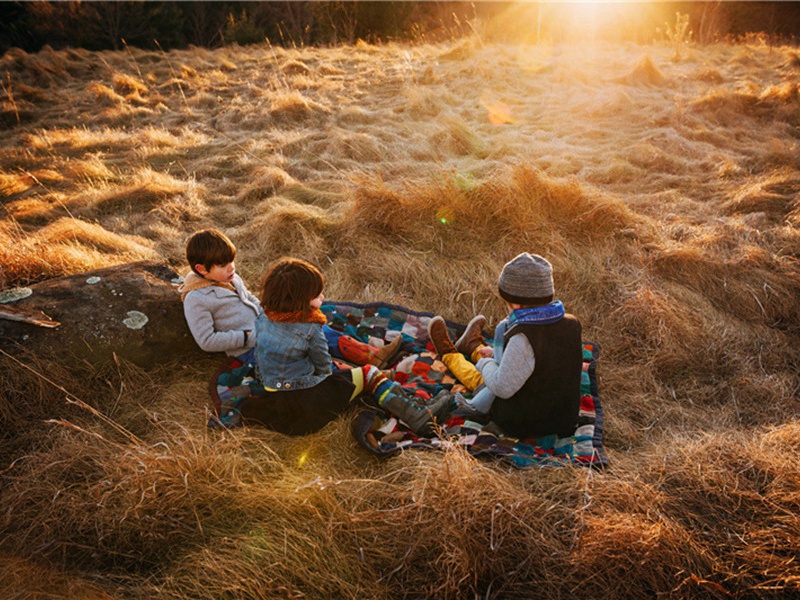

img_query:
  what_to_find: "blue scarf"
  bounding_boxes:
[507,301,565,328]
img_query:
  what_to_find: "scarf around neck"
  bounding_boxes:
[508,300,565,327]
[178,271,236,302]
[265,307,328,325]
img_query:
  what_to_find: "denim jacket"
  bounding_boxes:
[254,313,332,391]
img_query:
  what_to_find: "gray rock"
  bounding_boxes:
[0,261,206,368]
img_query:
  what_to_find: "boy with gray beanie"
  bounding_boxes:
[428,252,582,440]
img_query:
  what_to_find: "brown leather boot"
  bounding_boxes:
[427,316,457,356]
[455,315,487,358]
[369,335,402,368]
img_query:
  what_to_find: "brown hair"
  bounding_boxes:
[260,257,324,315]
[186,229,236,275]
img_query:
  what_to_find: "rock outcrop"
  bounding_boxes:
[0,262,205,368]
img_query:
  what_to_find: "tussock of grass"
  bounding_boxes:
[693,67,725,84]
[112,72,148,96]
[430,117,488,157]
[86,82,124,105]
[25,126,129,153]
[337,105,375,125]
[62,156,116,183]
[319,129,386,163]
[440,39,477,61]
[0,555,116,599]
[346,165,642,252]
[318,63,347,76]
[80,169,201,215]
[612,285,707,368]
[34,217,154,254]
[402,86,444,118]
[281,59,312,76]
[0,167,66,199]
[238,199,335,263]
[269,90,331,121]
[691,82,800,127]
[218,58,237,72]
[615,55,666,86]
[722,173,800,219]
[13,82,49,102]
[650,242,800,327]
[187,91,218,109]
[236,166,296,202]
[0,171,34,197]
[0,217,156,286]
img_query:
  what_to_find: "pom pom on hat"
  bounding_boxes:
[498,253,554,304]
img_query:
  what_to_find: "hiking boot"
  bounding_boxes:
[455,315,487,358]
[380,384,451,437]
[427,316,456,356]
[424,389,457,421]
[370,335,403,368]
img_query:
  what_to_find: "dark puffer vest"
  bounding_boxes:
[491,315,582,439]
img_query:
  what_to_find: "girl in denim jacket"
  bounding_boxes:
[243,257,452,436]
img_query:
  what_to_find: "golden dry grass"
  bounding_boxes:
[2,28,800,599]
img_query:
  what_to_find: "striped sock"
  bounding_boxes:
[363,365,397,406]
[363,365,383,391]
[373,378,395,407]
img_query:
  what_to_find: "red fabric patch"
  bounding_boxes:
[412,362,431,377]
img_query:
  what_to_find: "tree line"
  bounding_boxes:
[0,1,481,53]
[1,1,798,55]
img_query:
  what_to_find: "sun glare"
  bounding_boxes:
[492,1,654,45]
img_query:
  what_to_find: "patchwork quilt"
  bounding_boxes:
[210,301,608,468]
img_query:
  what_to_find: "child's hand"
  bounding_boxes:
[476,346,494,358]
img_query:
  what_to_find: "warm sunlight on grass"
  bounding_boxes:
[2,23,800,599]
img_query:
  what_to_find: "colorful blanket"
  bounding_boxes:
[210,301,608,468]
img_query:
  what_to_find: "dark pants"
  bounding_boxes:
[239,370,355,435]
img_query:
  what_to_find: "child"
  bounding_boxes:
[243,257,452,436]
[180,229,261,361]
[179,229,400,366]
[427,253,583,440]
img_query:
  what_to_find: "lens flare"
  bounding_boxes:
[436,206,455,225]
[483,100,514,125]
[298,450,309,467]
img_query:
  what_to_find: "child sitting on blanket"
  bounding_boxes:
[244,257,453,436]
[179,229,400,366]
[427,253,583,440]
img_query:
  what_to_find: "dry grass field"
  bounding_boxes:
[2,19,800,600]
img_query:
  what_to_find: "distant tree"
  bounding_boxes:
[252,2,315,47]
[0,2,41,53]
[223,9,267,46]
[312,2,359,45]
[181,2,231,48]
[695,1,727,44]
[22,1,184,51]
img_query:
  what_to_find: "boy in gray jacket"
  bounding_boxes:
[179,229,261,361]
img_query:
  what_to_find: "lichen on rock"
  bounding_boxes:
[122,310,149,330]
[0,287,33,303]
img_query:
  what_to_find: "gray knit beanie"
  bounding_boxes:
[498,253,554,304]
